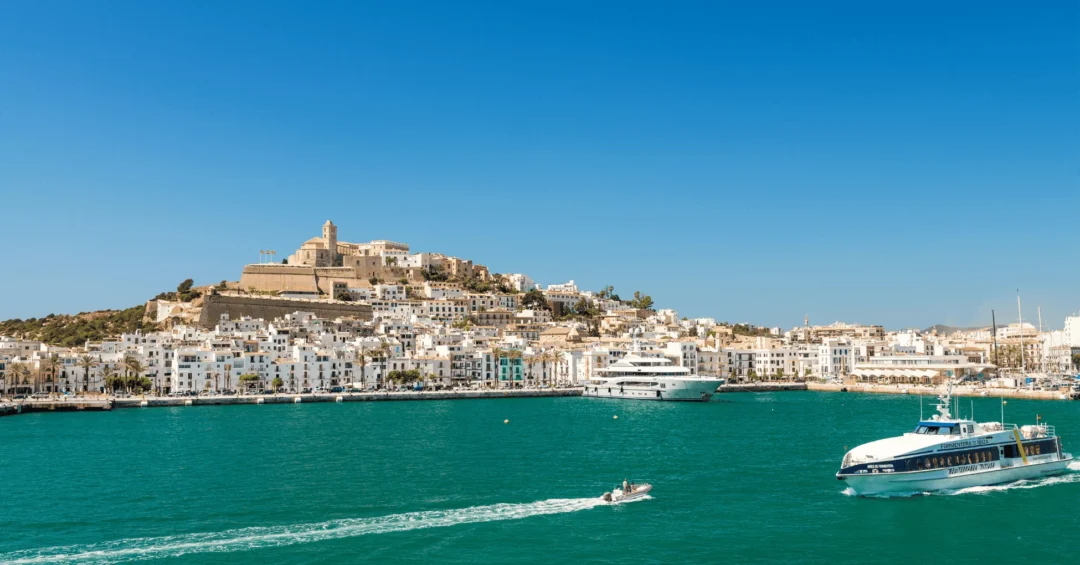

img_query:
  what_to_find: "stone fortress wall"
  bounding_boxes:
[198,294,373,328]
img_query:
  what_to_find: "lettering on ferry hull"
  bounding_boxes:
[947,462,996,475]
[940,438,991,450]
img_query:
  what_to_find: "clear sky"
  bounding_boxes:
[1,1,1077,329]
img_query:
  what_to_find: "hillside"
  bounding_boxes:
[922,324,992,335]
[0,305,159,348]
[0,279,215,347]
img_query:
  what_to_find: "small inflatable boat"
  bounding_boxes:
[602,482,652,503]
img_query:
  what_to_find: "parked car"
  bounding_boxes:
[329,386,344,393]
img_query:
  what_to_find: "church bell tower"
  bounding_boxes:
[323,220,339,265]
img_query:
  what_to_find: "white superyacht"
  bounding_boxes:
[583,353,722,402]
[837,384,1072,496]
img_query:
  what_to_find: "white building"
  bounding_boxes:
[504,273,535,292]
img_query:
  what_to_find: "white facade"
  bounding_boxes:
[1064,314,1080,347]
[504,273,535,292]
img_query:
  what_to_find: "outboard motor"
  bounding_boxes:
[602,492,612,502]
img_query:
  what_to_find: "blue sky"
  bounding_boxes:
[1,1,1077,329]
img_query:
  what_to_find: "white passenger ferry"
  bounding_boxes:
[583,354,722,402]
[837,385,1073,495]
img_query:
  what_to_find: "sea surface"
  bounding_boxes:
[2,392,1078,564]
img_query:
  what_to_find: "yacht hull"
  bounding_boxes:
[583,378,721,401]
[839,456,1073,496]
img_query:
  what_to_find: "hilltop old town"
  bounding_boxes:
[2,221,1079,398]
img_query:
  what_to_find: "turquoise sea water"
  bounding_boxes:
[2,392,1078,564]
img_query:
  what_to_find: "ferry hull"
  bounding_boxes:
[838,457,1073,496]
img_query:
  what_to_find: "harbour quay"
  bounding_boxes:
[109,388,584,408]
[0,397,113,416]
[807,382,1078,401]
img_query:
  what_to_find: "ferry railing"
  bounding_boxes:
[1022,424,1055,438]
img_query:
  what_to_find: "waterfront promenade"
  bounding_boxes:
[807,382,1077,401]
[718,381,1078,400]
[0,388,584,416]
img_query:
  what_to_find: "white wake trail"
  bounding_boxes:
[0,498,609,564]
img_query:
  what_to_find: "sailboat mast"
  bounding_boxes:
[1018,291,1026,375]
[992,310,999,367]
[1037,306,1044,373]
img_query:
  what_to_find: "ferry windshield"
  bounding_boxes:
[914,425,959,435]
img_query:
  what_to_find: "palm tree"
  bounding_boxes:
[525,353,539,388]
[378,342,393,389]
[355,348,369,389]
[77,354,98,393]
[100,364,117,393]
[222,364,232,393]
[7,362,30,395]
[539,351,554,387]
[507,349,523,389]
[40,354,61,395]
[123,354,145,394]
[491,347,504,389]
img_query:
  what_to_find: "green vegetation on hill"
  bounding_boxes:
[154,278,202,302]
[0,305,159,348]
[728,323,773,338]
[0,278,208,347]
